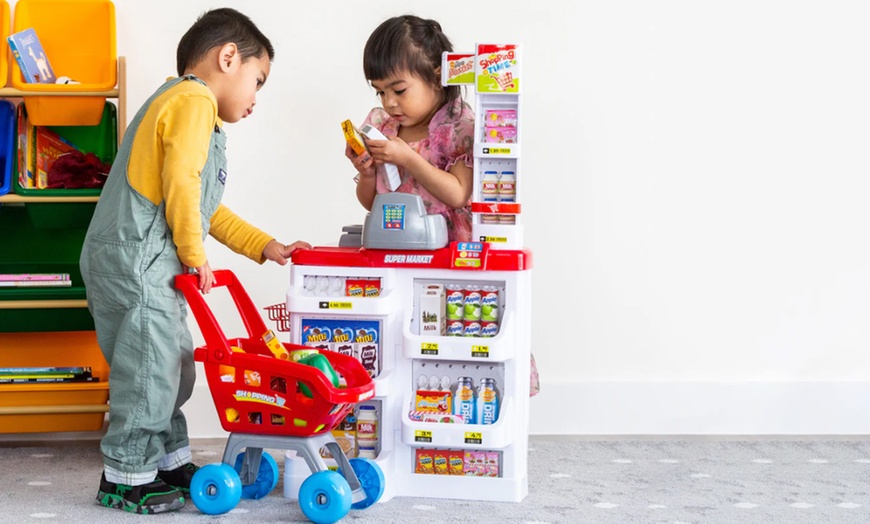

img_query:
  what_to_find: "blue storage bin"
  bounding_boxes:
[0,100,14,196]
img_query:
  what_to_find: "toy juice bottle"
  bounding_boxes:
[454,377,476,424]
[476,378,499,425]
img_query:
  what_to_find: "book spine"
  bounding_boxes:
[0,366,90,375]
[0,376,98,384]
[0,280,72,287]
[7,37,35,83]
[0,273,71,282]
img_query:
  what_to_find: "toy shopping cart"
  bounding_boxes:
[175,270,384,523]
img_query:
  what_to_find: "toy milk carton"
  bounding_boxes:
[419,284,446,336]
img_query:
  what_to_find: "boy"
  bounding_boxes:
[80,8,309,514]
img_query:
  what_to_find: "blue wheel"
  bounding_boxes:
[341,457,384,509]
[233,451,279,499]
[189,463,242,515]
[298,470,352,524]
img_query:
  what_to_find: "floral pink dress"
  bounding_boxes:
[362,98,474,242]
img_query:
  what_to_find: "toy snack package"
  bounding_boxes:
[342,120,368,156]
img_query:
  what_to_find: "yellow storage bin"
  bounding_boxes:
[11,0,116,126]
[0,1,8,86]
[0,331,109,433]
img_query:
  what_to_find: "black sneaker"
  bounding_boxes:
[96,473,185,514]
[156,463,199,494]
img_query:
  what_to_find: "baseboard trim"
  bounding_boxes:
[528,381,870,435]
[184,380,870,438]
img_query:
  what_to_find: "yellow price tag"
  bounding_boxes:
[481,236,508,243]
[421,342,438,355]
[464,432,483,444]
[484,147,511,155]
[471,345,490,358]
[319,301,353,310]
[415,430,433,442]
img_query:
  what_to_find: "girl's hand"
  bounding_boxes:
[263,239,312,266]
[366,136,414,168]
[345,143,375,179]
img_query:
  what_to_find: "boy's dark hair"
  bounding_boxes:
[176,8,274,76]
[363,15,459,107]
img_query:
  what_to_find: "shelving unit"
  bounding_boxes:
[0,54,126,433]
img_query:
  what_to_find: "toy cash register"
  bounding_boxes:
[362,193,448,250]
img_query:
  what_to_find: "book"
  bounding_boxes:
[7,28,56,84]
[0,366,92,377]
[16,103,35,188]
[0,273,70,282]
[0,376,99,384]
[0,280,72,287]
[35,126,79,188]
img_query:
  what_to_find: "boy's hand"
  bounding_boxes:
[263,240,312,265]
[196,261,215,294]
[346,144,375,180]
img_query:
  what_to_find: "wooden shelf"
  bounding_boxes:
[0,194,99,203]
[0,299,88,309]
[0,88,120,97]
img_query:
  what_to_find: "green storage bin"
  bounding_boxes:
[0,205,94,332]
[13,101,117,198]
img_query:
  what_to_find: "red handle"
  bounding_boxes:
[174,270,270,364]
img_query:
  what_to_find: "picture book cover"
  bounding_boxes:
[16,104,35,188]
[35,126,79,189]
[8,28,56,84]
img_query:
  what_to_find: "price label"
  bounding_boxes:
[318,301,352,310]
[471,345,490,358]
[464,432,483,444]
[421,342,438,356]
[415,430,433,443]
[481,236,508,243]
[482,147,511,155]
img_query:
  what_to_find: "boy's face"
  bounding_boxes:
[217,52,271,123]
[370,70,441,131]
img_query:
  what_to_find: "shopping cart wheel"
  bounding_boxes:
[233,451,280,499]
[341,457,385,509]
[298,470,352,524]
[189,463,242,515]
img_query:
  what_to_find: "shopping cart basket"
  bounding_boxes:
[175,270,384,523]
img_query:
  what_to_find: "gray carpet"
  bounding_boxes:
[1,437,870,523]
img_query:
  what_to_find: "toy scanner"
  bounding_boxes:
[362,193,448,250]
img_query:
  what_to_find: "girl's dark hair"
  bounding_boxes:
[363,15,459,106]
[176,8,274,76]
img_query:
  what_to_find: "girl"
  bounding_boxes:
[346,15,474,242]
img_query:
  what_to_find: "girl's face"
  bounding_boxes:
[370,70,442,132]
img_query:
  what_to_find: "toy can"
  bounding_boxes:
[480,286,499,322]
[445,285,465,320]
[462,286,482,320]
[480,321,499,337]
[463,320,481,337]
[446,320,464,336]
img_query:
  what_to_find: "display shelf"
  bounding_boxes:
[286,288,399,317]
[399,467,526,502]
[402,310,517,362]
[400,393,514,449]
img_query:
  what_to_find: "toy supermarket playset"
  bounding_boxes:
[181,44,530,523]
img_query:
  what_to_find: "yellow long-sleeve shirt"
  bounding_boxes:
[127,79,273,268]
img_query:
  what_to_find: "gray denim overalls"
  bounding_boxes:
[80,75,225,483]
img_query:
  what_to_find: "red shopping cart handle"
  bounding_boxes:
[175,270,270,360]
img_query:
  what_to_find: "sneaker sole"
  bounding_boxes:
[97,490,186,514]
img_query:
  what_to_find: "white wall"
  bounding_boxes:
[46,0,870,435]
